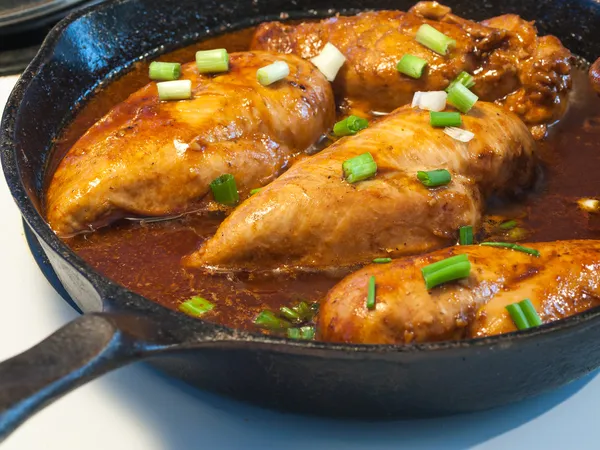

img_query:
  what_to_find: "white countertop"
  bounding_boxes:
[0,74,597,449]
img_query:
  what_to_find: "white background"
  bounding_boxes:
[1,74,599,449]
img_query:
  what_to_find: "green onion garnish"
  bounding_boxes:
[249,188,262,196]
[499,220,517,230]
[149,61,182,81]
[157,80,192,101]
[333,115,369,137]
[447,83,478,113]
[519,298,542,327]
[479,242,540,257]
[459,225,473,245]
[257,61,290,86]
[430,111,462,127]
[254,310,291,330]
[178,296,214,317]
[367,275,376,310]
[396,54,427,79]
[446,71,475,92]
[506,303,530,330]
[417,169,451,187]
[343,152,377,183]
[287,326,315,340]
[196,49,229,73]
[415,24,456,56]
[280,306,301,322]
[210,174,239,206]
[373,257,392,264]
[293,301,313,320]
[421,254,471,290]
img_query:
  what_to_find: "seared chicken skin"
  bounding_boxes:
[190,102,536,269]
[46,52,335,236]
[251,2,571,133]
[318,240,600,344]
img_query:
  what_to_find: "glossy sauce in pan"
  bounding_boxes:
[52,28,600,332]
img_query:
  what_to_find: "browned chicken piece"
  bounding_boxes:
[589,57,600,94]
[46,52,335,236]
[318,240,600,344]
[251,1,572,135]
[189,102,536,270]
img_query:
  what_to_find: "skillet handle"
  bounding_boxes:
[0,312,176,442]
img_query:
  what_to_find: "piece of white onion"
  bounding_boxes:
[443,126,474,142]
[578,198,600,213]
[411,91,447,112]
[310,43,346,82]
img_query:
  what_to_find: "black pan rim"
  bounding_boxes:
[2,0,599,354]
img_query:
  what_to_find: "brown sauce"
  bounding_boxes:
[55,28,600,333]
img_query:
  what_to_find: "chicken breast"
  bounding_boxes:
[46,51,335,236]
[318,240,600,344]
[190,102,536,269]
[251,2,571,133]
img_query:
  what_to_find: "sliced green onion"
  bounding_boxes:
[421,254,471,290]
[179,296,214,317]
[287,326,315,340]
[292,301,313,321]
[367,275,376,310]
[254,310,291,330]
[417,169,451,187]
[499,220,517,230]
[196,49,229,73]
[310,42,346,82]
[446,71,475,92]
[397,54,427,79]
[506,303,530,330]
[157,80,192,101]
[280,306,301,322]
[415,24,456,56]
[479,242,540,257]
[459,225,473,245]
[257,61,290,86]
[447,83,478,113]
[333,115,369,136]
[430,111,462,127]
[149,61,181,81]
[373,257,392,264]
[343,152,377,183]
[210,174,239,206]
[519,299,543,327]
[249,188,262,196]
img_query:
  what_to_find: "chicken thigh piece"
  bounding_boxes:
[190,102,536,270]
[251,2,571,131]
[46,51,335,236]
[318,240,600,344]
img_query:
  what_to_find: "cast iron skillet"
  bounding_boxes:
[1,0,600,442]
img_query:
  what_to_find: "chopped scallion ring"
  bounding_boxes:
[254,310,291,330]
[446,71,475,92]
[210,174,239,206]
[447,83,478,113]
[333,115,369,136]
[149,61,182,81]
[459,225,473,245]
[287,326,316,340]
[157,80,192,101]
[519,299,542,327]
[196,49,229,73]
[310,42,346,82]
[421,254,471,290]
[280,306,301,322]
[499,220,518,230]
[249,188,262,196]
[343,152,377,183]
[417,169,451,187]
[411,91,447,112]
[415,24,456,55]
[430,111,462,127]
[479,242,540,257]
[397,54,428,79]
[367,275,376,310]
[506,303,530,330]
[179,296,214,317]
[257,61,290,86]
[373,257,392,264]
